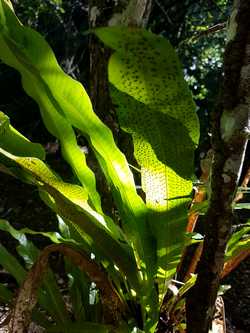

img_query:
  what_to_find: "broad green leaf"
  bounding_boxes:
[0,1,101,212]
[0,3,155,291]
[66,261,90,321]
[225,224,250,261]
[0,243,26,284]
[42,269,71,330]
[0,111,45,159]
[0,219,39,266]
[40,192,96,255]
[94,27,199,144]
[0,148,140,290]
[0,283,13,302]
[40,189,135,296]
[152,204,190,283]
[94,26,199,301]
[0,216,80,249]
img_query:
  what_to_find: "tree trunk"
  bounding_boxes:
[186,1,250,332]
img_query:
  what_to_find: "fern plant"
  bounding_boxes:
[0,1,249,332]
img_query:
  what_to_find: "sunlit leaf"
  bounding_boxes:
[0,148,139,291]
[0,3,155,295]
[225,224,250,261]
[0,111,45,159]
[94,26,200,302]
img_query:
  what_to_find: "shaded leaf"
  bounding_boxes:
[0,244,26,285]
[0,219,71,328]
[0,283,13,303]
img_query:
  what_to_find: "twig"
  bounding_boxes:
[192,22,226,41]
[221,248,250,279]
[179,23,226,47]
[183,243,203,282]
[177,150,212,281]
[154,0,173,25]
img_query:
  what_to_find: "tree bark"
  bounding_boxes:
[186,1,250,332]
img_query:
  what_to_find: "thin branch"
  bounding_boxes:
[221,248,250,279]
[179,23,226,47]
[154,0,173,25]
[191,23,226,41]
[183,243,203,282]
[176,150,211,282]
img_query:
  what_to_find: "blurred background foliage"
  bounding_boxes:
[150,0,232,151]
